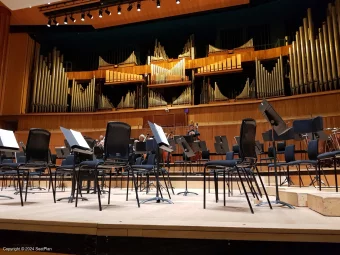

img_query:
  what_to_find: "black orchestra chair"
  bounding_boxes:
[259,147,275,185]
[318,150,340,192]
[287,140,329,188]
[75,122,140,211]
[0,128,56,206]
[268,144,295,187]
[203,118,272,214]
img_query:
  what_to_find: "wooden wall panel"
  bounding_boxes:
[7,91,340,158]
[1,33,35,115]
[0,6,11,115]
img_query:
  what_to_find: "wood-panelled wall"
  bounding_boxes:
[0,6,11,115]
[2,33,35,115]
[8,90,340,155]
[67,46,290,80]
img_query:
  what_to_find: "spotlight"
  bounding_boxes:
[70,15,76,22]
[99,9,103,18]
[105,9,111,16]
[47,18,51,27]
[137,2,141,11]
[157,0,161,8]
[127,4,133,11]
[53,18,59,26]
[176,0,180,4]
[81,13,85,21]
[64,16,68,24]
[87,12,93,19]
[118,5,121,15]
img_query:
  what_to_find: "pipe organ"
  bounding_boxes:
[105,70,144,83]
[178,35,195,60]
[200,81,229,104]
[99,51,138,68]
[31,47,69,113]
[255,56,285,98]
[117,91,136,109]
[289,1,340,94]
[70,78,95,112]
[235,78,256,100]
[172,87,192,105]
[208,39,254,56]
[148,90,167,107]
[98,94,113,110]
[150,39,168,62]
[197,54,242,73]
[150,59,188,84]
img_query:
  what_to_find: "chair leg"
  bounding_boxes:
[334,157,338,193]
[48,166,56,203]
[25,171,29,202]
[236,167,254,214]
[287,165,290,187]
[16,170,24,206]
[167,171,175,195]
[214,171,218,203]
[223,170,226,207]
[131,169,140,208]
[318,161,322,191]
[203,166,207,209]
[126,170,130,201]
[108,169,112,205]
[255,166,272,209]
[75,172,80,207]
[162,172,171,199]
[251,171,262,197]
[95,167,102,211]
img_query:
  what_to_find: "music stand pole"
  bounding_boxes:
[257,125,294,209]
[141,144,173,204]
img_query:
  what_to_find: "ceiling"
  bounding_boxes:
[7,0,250,29]
[1,0,60,10]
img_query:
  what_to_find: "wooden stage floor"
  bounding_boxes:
[0,187,340,244]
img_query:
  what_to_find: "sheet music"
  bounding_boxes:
[0,129,19,149]
[70,129,90,149]
[148,121,169,146]
[60,127,90,149]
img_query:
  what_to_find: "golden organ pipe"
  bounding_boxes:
[51,48,56,112]
[292,41,299,94]
[308,8,319,92]
[55,51,61,112]
[289,47,295,94]
[37,58,45,112]
[327,8,337,89]
[255,59,259,97]
[315,38,323,91]
[331,5,340,82]
[280,55,285,95]
[31,44,40,112]
[71,79,75,112]
[42,59,48,112]
[323,22,332,90]
[295,32,303,94]
[303,18,313,89]
[299,26,308,93]
[337,0,340,38]
[319,28,328,90]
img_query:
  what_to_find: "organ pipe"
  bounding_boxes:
[30,47,69,113]
[70,78,95,112]
[288,2,340,95]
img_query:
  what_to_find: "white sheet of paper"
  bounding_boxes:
[70,129,90,149]
[154,123,169,146]
[0,129,19,149]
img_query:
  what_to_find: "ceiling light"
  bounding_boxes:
[99,9,103,18]
[48,2,50,4]
[47,19,51,27]
[87,12,93,19]
[81,13,85,21]
[105,9,111,16]
[64,16,68,24]
[53,18,59,26]
[118,5,121,15]
[70,15,76,22]
[137,2,141,11]
[157,0,161,8]
[127,4,133,11]
[176,0,180,4]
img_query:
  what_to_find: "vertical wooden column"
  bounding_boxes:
[0,6,11,114]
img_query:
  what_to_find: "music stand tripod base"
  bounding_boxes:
[257,199,295,209]
[0,195,14,199]
[141,197,173,204]
[57,196,88,202]
[177,190,198,196]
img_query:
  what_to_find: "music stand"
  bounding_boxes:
[258,99,294,209]
[59,127,93,203]
[141,121,173,204]
[0,129,20,200]
[176,136,197,196]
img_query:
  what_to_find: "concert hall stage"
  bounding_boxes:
[0,187,339,254]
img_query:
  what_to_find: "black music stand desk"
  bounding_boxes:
[0,129,20,200]
[141,121,173,204]
[59,127,93,203]
[176,136,197,196]
[258,99,294,209]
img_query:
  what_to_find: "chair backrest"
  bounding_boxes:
[284,145,295,163]
[226,151,234,160]
[239,118,257,160]
[202,150,210,160]
[83,136,96,149]
[104,122,131,161]
[307,140,318,160]
[268,147,275,157]
[277,141,286,152]
[25,128,51,164]
[146,154,156,165]
[62,155,75,166]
